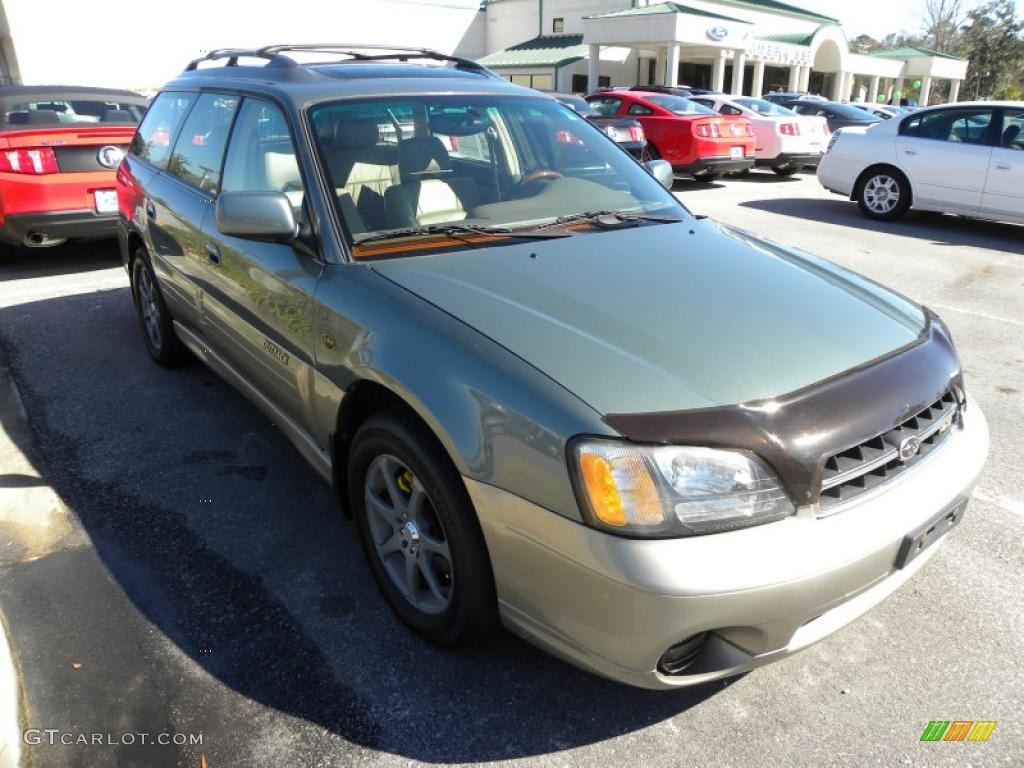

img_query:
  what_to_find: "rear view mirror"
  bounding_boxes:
[645,159,674,189]
[215,191,297,240]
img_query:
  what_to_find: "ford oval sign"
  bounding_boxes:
[97,145,125,169]
[707,26,729,42]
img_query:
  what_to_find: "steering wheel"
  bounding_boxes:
[507,169,564,197]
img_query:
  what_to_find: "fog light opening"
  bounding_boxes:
[658,632,709,675]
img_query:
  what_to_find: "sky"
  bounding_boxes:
[797,0,1024,39]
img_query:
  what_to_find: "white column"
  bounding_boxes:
[712,53,726,93]
[751,59,766,97]
[731,50,746,95]
[949,78,961,103]
[787,65,800,91]
[665,44,680,87]
[655,48,666,85]
[894,77,905,102]
[587,45,601,93]
[800,65,812,92]
[868,75,880,104]
[920,75,932,106]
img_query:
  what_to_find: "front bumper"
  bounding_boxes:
[675,156,755,177]
[0,209,119,246]
[467,402,988,689]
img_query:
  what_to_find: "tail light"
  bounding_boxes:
[779,123,801,136]
[0,147,59,175]
[693,121,720,139]
[629,124,645,143]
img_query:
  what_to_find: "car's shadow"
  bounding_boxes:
[0,286,723,763]
[0,239,121,280]
[740,197,1024,256]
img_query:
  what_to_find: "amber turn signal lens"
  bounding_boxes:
[579,453,627,527]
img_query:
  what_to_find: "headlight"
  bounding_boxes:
[570,439,796,538]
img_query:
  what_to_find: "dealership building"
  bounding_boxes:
[0,0,967,105]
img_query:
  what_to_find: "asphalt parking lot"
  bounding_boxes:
[0,172,1021,767]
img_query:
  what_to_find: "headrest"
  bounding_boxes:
[334,119,379,149]
[1003,124,1021,146]
[101,109,136,123]
[398,136,451,181]
[27,110,60,124]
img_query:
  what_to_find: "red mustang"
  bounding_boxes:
[0,85,147,249]
[587,89,755,180]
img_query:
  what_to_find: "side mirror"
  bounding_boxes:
[645,158,674,189]
[215,191,297,240]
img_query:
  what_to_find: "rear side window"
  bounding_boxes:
[222,98,304,215]
[130,92,195,169]
[166,93,238,193]
[628,103,654,116]
[1001,110,1024,150]
[901,109,994,145]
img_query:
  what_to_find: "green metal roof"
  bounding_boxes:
[476,34,587,69]
[586,2,749,23]
[717,0,838,23]
[870,46,966,61]
[756,31,814,46]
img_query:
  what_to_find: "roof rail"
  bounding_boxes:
[184,43,499,78]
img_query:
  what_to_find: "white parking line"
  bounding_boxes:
[973,487,1024,518]
[927,302,1024,329]
[0,273,127,309]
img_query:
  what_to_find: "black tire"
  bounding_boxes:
[772,165,799,176]
[644,143,660,161]
[348,407,498,646]
[694,171,721,182]
[855,167,911,221]
[131,248,188,366]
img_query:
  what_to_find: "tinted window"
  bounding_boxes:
[1000,110,1024,150]
[644,95,715,115]
[736,98,796,116]
[166,93,238,193]
[222,98,304,214]
[130,92,195,169]
[587,96,622,116]
[901,108,994,145]
[3,97,145,127]
[628,103,653,116]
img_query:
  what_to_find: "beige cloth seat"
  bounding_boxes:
[384,136,479,228]
[321,119,399,231]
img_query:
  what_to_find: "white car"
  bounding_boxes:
[692,95,831,175]
[818,101,1024,223]
[850,103,909,120]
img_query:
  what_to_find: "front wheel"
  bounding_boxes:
[348,408,498,646]
[856,169,911,220]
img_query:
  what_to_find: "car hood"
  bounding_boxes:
[371,218,925,416]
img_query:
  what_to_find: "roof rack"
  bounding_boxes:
[184,43,497,77]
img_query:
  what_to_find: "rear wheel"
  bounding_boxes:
[131,249,188,366]
[772,165,799,176]
[856,168,911,220]
[348,408,498,646]
[643,143,660,161]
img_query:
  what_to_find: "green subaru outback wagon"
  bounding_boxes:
[117,45,988,689]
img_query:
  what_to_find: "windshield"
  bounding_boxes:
[309,95,686,252]
[2,97,145,127]
[644,95,716,116]
[735,98,797,117]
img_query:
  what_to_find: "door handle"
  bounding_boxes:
[995,163,1011,170]
[204,241,221,265]
[903,148,917,155]
[145,201,156,219]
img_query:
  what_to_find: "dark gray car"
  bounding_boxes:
[780,99,882,133]
[117,45,987,689]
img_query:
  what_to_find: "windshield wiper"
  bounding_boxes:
[530,210,687,231]
[353,223,573,246]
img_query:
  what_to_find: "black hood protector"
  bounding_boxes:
[603,313,964,506]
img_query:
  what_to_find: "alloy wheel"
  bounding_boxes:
[136,265,163,351]
[364,454,453,615]
[863,174,901,215]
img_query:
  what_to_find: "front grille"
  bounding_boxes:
[818,390,961,513]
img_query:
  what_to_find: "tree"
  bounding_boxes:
[957,0,1024,99]
[850,34,882,53]
[923,0,966,53]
